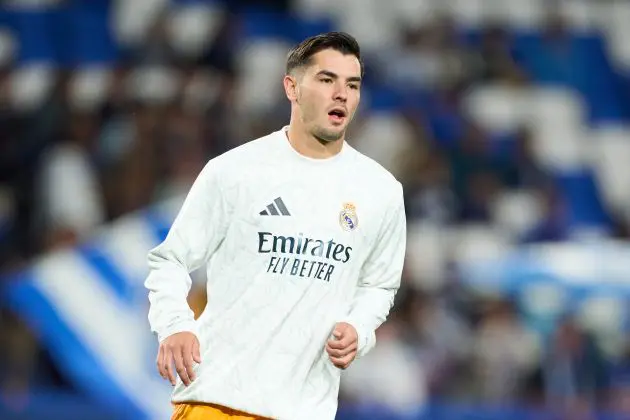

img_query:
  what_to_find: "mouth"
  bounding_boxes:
[328,108,347,124]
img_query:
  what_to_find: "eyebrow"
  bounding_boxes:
[316,70,362,83]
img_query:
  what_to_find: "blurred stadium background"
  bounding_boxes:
[2,0,630,419]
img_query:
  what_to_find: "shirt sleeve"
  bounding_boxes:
[341,182,406,358]
[144,160,231,342]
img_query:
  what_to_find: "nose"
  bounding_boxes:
[333,83,347,103]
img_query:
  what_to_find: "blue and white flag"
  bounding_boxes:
[3,197,186,420]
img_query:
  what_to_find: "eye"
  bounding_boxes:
[349,84,359,90]
[320,78,333,84]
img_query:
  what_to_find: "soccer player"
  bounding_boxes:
[145,31,407,420]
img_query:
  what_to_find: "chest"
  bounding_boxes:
[225,172,382,265]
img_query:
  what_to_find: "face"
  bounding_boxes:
[285,49,362,143]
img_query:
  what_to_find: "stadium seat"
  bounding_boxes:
[518,281,568,333]
[350,112,418,180]
[448,223,512,264]
[388,0,436,30]
[577,295,625,341]
[9,63,56,112]
[405,221,448,291]
[526,88,588,171]
[68,66,112,112]
[331,0,400,53]
[491,189,543,240]
[462,85,529,134]
[559,0,604,32]
[446,0,485,27]
[530,125,588,172]
[601,1,630,70]
[125,65,181,105]
[590,125,630,214]
[166,1,224,59]
[502,0,545,30]
[112,0,169,49]
[235,38,290,114]
[527,87,586,128]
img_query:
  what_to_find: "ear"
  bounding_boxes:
[283,74,299,102]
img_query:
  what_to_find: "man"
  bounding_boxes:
[145,31,407,420]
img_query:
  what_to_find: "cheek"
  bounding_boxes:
[348,94,360,116]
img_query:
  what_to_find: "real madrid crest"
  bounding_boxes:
[339,202,358,231]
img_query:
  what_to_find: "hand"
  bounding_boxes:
[325,322,358,370]
[156,331,201,386]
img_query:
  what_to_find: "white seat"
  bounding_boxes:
[332,0,400,54]
[389,0,438,30]
[462,85,530,133]
[518,282,568,320]
[448,223,512,264]
[523,87,588,172]
[558,0,605,32]
[112,0,169,48]
[445,0,486,27]
[601,1,630,71]
[527,87,586,128]
[589,125,630,213]
[501,0,546,30]
[349,112,417,180]
[577,296,624,336]
[405,221,448,291]
[68,66,112,112]
[125,65,181,105]
[9,63,56,113]
[491,190,543,239]
[235,39,290,115]
[529,124,588,172]
[167,2,224,60]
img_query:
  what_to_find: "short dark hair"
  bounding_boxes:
[285,32,364,77]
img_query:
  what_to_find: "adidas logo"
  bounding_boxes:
[260,197,291,216]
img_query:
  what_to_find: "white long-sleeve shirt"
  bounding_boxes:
[145,126,407,420]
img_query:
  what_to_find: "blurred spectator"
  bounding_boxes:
[340,316,428,416]
[521,184,571,243]
[34,105,106,250]
[510,125,550,189]
[405,148,458,224]
[540,318,610,417]
[471,298,540,404]
[404,289,473,399]
[2,1,630,419]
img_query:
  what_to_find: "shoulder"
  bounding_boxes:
[214,132,278,167]
[346,144,404,201]
[200,130,281,181]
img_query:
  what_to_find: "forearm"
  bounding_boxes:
[343,183,406,357]
[144,159,230,342]
[146,252,199,342]
[343,285,397,357]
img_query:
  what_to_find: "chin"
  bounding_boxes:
[316,129,344,143]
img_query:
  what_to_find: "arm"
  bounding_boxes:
[145,160,231,343]
[342,183,407,358]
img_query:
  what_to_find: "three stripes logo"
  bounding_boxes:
[260,197,291,216]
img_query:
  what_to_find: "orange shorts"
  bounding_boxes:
[171,402,272,420]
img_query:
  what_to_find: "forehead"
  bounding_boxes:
[306,49,361,77]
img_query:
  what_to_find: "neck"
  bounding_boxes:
[286,117,344,159]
